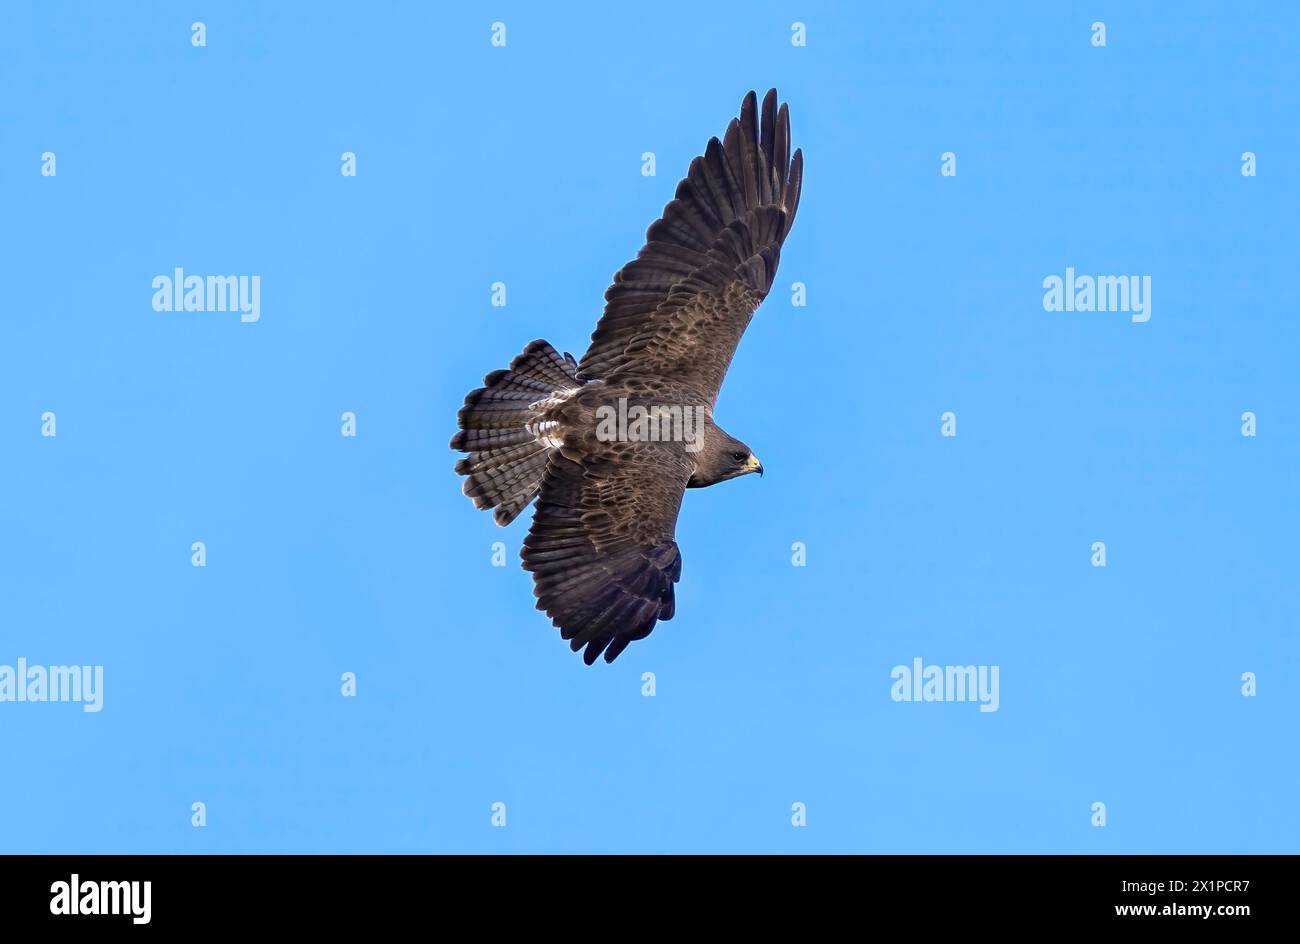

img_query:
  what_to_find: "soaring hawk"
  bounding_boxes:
[451,89,803,664]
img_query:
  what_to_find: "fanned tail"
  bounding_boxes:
[451,340,581,526]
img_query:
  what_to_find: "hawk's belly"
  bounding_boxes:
[532,379,713,462]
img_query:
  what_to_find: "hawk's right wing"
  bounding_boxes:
[521,443,693,664]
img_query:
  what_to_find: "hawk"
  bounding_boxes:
[451,89,803,664]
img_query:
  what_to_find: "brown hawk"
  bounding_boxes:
[451,89,803,664]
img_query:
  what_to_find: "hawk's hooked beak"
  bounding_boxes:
[747,454,764,477]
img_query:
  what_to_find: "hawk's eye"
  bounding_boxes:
[732,452,745,462]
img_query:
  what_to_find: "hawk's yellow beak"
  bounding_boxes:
[747,454,764,476]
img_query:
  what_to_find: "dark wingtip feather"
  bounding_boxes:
[760,89,777,165]
[740,90,758,125]
[785,147,804,232]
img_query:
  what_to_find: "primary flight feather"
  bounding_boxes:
[451,89,803,664]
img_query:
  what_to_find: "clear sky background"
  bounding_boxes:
[1,1,1296,853]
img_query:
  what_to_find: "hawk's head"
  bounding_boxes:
[687,428,762,488]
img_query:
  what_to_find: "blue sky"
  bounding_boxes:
[1,1,1296,853]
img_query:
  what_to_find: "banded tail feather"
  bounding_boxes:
[451,340,581,526]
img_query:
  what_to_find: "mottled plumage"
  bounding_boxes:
[452,90,803,663]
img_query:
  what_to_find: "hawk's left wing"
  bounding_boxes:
[577,89,803,405]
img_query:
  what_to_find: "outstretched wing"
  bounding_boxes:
[521,444,693,664]
[578,89,803,404]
